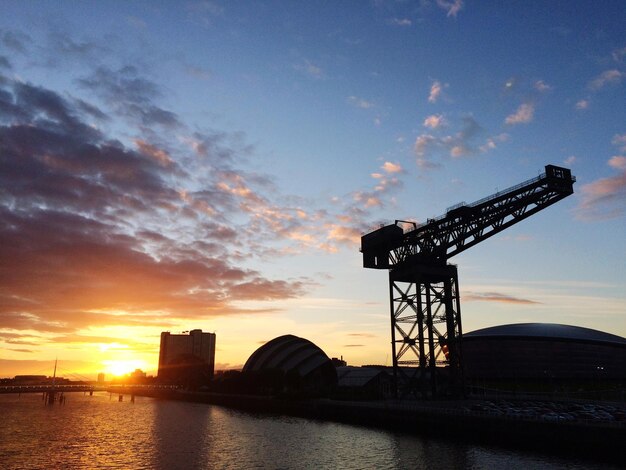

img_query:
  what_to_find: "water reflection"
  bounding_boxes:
[0,393,618,469]
[151,401,214,469]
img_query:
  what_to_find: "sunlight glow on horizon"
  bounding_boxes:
[102,359,149,377]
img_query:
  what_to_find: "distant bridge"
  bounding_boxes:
[0,384,182,394]
[0,384,104,394]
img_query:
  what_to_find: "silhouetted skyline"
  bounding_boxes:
[1,1,625,378]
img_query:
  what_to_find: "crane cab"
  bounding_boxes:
[545,165,575,193]
[361,224,404,269]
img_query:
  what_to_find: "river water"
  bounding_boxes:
[0,392,617,469]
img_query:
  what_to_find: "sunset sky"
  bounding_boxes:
[1,1,625,379]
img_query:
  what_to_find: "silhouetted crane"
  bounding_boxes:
[361,165,576,397]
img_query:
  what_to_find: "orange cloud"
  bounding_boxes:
[326,224,362,245]
[608,156,626,171]
[135,139,174,167]
[576,157,626,220]
[0,77,313,346]
[428,80,443,103]
[505,103,534,125]
[423,114,445,129]
[463,292,540,305]
[382,161,402,173]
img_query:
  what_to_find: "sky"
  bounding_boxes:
[1,1,625,379]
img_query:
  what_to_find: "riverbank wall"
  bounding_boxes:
[109,387,626,463]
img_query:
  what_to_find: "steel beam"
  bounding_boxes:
[389,264,463,398]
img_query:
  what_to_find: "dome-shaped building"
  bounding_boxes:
[462,323,626,380]
[243,335,337,389]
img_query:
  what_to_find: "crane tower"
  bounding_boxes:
[361,165,576,397]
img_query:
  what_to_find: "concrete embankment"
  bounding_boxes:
[109,387,626,462]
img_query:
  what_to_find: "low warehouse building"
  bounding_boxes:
[336,366,392,399]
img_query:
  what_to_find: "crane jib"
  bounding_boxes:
[361,164,575,270]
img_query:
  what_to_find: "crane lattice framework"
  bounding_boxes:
[361,165,576,398]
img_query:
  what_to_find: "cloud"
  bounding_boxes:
[186,1,224,27]
[414,116,492,167]
[576,171,626,220]
[428,80,445,103]
[416,157,441,170]
[414,134,443,169]
[1,30,31,54]
[575,99,589,110]
[612,46,626,63]
[347,96,374,109]
[450,145,468,158]
[185,64,212,80]
[503,77,517,91]
[564,155,577,166]
[325,163,404,246]
[534,80,551,92]
[352,192,382,208]
[294,59,324,79]
[77,66,180,128]
[414,134,436,157]
[612,133,626,152]
[505,103,534,125]
[0,207,273,321]
[0,56,11,69]
[608,156,626,171]
[388,18,412,26]
[589,69,624,90]
[0,29,415,353]
[135,140,174,168]
[228,277,307,301]
[5,80,103,138]
[423,114,445,129]
[46,31,106,65]
[382,161,402,174]
[463,292,540,305]
[576,156,626,221]
[0,74,316,338]
[479,133,508,153]
[324,224,362,246]
[436,0,464,17]
[0,358,99,377]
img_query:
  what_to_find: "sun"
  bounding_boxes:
[103,359,146,377]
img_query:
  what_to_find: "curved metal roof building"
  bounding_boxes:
[465,323,626,345]
[462,323,626,379]
[243,334,337,386]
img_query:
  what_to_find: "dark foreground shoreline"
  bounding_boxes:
[109,387,626,464]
